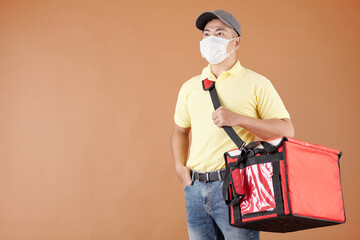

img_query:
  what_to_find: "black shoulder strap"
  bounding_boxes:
[202,78,245,149]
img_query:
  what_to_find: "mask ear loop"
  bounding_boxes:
[225,37,237,56]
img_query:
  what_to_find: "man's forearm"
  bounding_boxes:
[170,125,192,187]
[237,116,294,140]
[170,125,190,169]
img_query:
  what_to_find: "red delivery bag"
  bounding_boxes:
[222,137,345,232]
[202,79,346,232]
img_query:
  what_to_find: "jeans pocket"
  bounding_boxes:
[184,184,191,191]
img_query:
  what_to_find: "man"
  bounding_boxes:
[170,10,294,240]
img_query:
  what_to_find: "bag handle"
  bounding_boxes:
[246,141,277,154]
[202,79,245,149]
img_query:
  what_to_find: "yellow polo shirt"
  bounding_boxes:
[174,61,290,172]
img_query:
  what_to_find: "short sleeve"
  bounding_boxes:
[256,79,290,120]
[174,84,191,128]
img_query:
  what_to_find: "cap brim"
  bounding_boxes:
[195,11,233,31]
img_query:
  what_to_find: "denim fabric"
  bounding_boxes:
[184,180,259,240]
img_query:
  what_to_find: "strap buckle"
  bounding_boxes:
[236,143,248,166]
[239,142,247,157]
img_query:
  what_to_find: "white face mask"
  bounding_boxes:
[200,36,236,64]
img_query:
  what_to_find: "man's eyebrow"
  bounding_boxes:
[203,28,227,32]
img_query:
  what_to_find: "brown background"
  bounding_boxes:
[0,0,359,239]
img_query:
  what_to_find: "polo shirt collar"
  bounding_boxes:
[200,60,244,81]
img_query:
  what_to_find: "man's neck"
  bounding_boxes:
[210,57,238,79]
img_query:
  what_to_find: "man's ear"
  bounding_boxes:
[235,37,241,49]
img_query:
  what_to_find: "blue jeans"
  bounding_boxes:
[184,180,259,240]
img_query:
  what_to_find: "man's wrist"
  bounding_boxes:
[175,164,187,172]
[235,113,245,127]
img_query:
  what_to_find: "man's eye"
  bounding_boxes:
[217,33,223,36]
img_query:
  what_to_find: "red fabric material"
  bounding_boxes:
[226,155,237,164]
[230,205,234,224]
[203,78,214,90]
[229,186,235,224]
[242,213,278,223]
[286,137,340,155]
[284,141,345,222]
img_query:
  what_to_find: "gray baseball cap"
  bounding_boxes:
[195,10,241,37]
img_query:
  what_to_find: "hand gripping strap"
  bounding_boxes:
[202,79,245,149]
